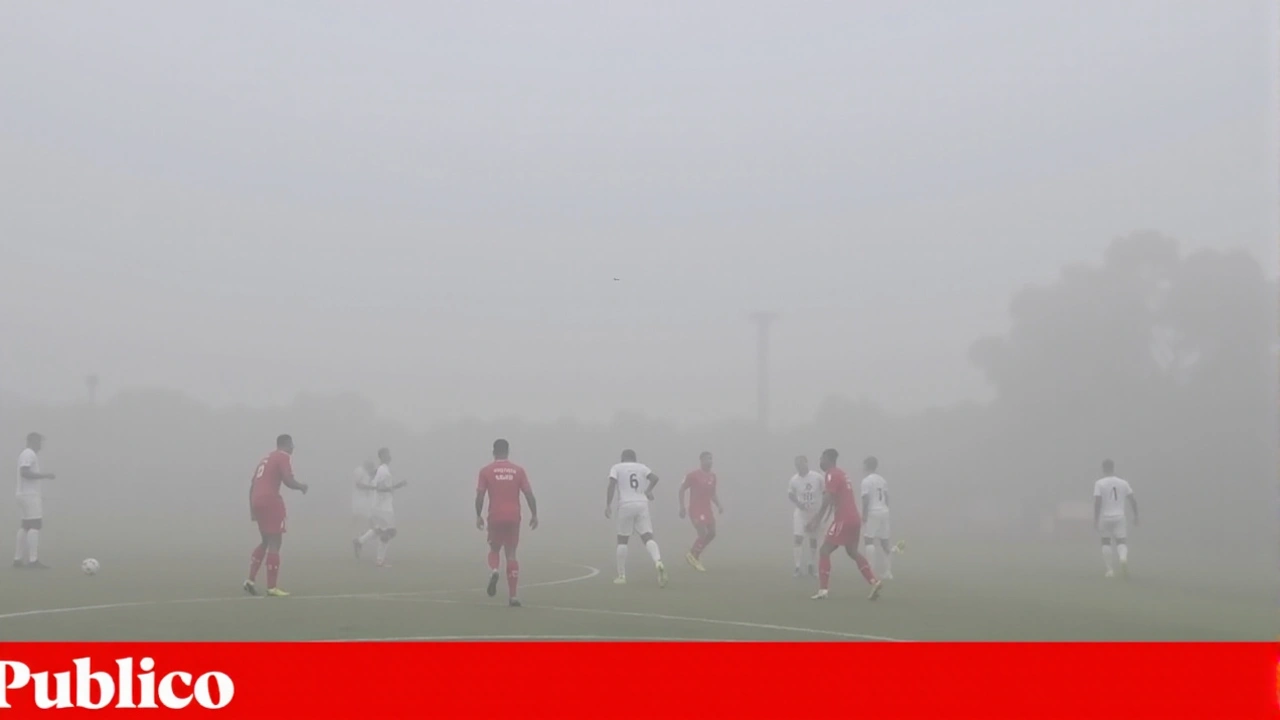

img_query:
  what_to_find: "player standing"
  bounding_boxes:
[14,432,55,569]
[370,447,405,568]
[351,459,378,559]
[679,451,722,572]
[476,439,539,607]
[245,434,308,597]
[606,449,667,587]
[1093,459,1137,578]
[859,457,902,580]
[807,448,882,600]
[787,455,823,577]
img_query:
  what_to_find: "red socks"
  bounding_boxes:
[487,550,500,572]
[506,560,519,597]
[248,546,266,582]
[266,552,281,589]
[853,551,877,585]
[818,554,832,590]
[691,536,709,559]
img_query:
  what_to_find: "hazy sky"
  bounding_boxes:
[2,1,1276,427]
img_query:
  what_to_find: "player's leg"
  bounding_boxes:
[792,534,805,576]
[486,524,503,597]
[264,530,287,595]
[615,505,634,583]
[20,496,46,568]
[812,537,838,599]
[1100,533,1115,577]
[863,536,881,578]
[636,507,666,587]
[13,527,26,568]
[503,525,521,606]
[1113,520,1129,577]
[878,539,894,579]
[376,528,396,567]
[686,519,710,572]
[807,535,819,576]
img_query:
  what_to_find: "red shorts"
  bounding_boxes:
[824,518,860,548]
[487,520,520,551]
[252,495,287,536]
[689,510,715,532]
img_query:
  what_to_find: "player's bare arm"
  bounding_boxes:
[1128,494,1139,525]
[860,492,870,523]
[712,486,723,513]
[807,494,832,532]
[282,471,308,494]
[523,487,539,530]
[644,472,659,500]
[1093,494,1102,528]
[605,477,617,518]
[788,489,806,512]
[678,478,689,518]
[475,489,487,530]
[20,466,54,481]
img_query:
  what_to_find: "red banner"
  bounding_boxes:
[0,642,1273,717]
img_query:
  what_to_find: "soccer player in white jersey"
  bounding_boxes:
[1093,459,1138,578]
[370,448,406,568]
[14,432,55,569]
[605,449,667,587]
[787,455,824,577]
[350,459,378,560]
[859,457,901,580]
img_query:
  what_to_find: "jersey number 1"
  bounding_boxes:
[629,473,639,490]
[1111,488,1118,501]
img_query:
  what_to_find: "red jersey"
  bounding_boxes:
[478,460,531,524]
[682,470,717,515]
[825,467,859,523]
[250,450,294,502]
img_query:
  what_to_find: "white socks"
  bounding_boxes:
[357,529,376,545]
[1102,545,1114,572]
[1117,543,1128,564]
[14,529,26,562]
[793,544,803,569]
[26,530,38,563]
[644,539,661,564]
[376,538,389,564]
[615,544,628,577]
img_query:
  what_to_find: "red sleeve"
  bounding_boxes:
[824,473,836,494]
[476,468,489,493]
[519,467,531,493]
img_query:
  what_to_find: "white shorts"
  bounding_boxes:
[793,509,821,538]
[16,494,42,522]
[1099,516,1127,541]
[370,506,395,531]
[863,511,891,540]
[616,503,653,537]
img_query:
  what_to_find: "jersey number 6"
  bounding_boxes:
[629,473,639,490]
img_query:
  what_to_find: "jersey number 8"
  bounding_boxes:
[629,473,639,490]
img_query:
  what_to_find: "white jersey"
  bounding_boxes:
[609,462,654,506]
[788,471,824,517]
[351,466,375,514]
[860,473,889,514]
[371,464,397,513]
[16,448,40,498]
[1093,476,1133,520]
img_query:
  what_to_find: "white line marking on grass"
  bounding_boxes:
[0,562,599,623]
[326,634,753,642]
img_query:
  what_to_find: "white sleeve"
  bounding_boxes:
[1123,480,1134,496]
[859,476,870,495]
[1092,481,1102,497]
[18,450,34,469]
[787,477,798,495]
[608,465,619,482]
[642,465,654,479]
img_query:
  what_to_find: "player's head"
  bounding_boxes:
[25,432,43,452]
[863,456,878,473]
[1101,459,1114,476]
[699,451,712,471]
[621,449,637,462]
[378,447,392,464]
[794,455,809,474]
[493,438,510,460]
[820,448,838,470]
[276,434,293,454]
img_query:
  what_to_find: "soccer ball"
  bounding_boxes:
[81,558,100,575]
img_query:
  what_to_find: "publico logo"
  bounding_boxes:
[0,657,233,710]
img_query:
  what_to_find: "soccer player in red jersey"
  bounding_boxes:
[244,434,308,598]
[679,451,722,572]
[806,448,882,601]
[476,438,538,607]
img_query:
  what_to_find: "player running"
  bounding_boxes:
[14,432,55,569]
[476,439,539,607]
[606,449,667,587]
[1093,459,1137,578]
[860,457,904,580]
[787,455,823,577]
[351,459,378,559]
[370,447,405,568]
[679,451,722,572]
[807,448,882,601]
[245,434,308,597]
